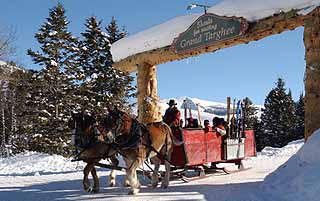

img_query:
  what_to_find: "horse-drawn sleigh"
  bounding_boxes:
[69,98,256,194]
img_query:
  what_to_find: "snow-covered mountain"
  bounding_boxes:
[0,60,23,80]
[0,60,6,66]
[158,97,263,125]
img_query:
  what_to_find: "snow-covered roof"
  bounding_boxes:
[111,0,320,62]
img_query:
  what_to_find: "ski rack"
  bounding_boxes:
[224,97,246,160]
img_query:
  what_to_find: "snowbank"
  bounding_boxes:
[111,0,320,62]
[257,139,304,159]
[0,152,85,176]
[261,129,320,201]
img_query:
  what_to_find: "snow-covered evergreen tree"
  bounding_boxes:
[241,97,264,151]
[106,17,135,112]
[0,80,7,156]
[27,3,77,156]
[242,97,258,129]
[0,63,26,156]
[73,16,134,115]
[9,70,39,153]
[106,16,127,44]
[294,93,304,139]
[260,78,297,148]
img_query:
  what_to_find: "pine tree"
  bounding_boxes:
[242,97,264,150]
[253,120,264,151]
[295,93,304,139]
[0,80,7,156]
[260,78,297,148]
[5,77,15,155]
[105,17,135,112]
[76,16,114,113]
[0,63,26,156]
[286,89,299,142]
[27,3,77,156]
[106,16,127,44]
[9,70,39,153]
[242,97,258,129]
[73,16,135,115]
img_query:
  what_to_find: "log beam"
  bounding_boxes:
[136,63,162,123]
[114,9,309,73]
[304,7,320,140]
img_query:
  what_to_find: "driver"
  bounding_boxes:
[163,99,181,127]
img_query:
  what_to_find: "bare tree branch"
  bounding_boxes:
[0,26,16,60]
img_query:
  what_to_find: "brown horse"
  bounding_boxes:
[101,108,182,195]
[69,113,127,193]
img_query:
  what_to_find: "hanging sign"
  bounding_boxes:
[172,13,248,54]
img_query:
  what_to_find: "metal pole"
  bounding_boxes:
[227,97,231,137]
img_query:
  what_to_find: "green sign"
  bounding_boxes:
[172,13,248,54]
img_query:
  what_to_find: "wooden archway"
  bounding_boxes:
[113,7,320,140]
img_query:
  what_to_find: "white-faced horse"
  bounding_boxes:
[100,108,182,195]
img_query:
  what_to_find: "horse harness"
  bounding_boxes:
[109,116,172,164]
[71,117,114,161]
[111,118,151,152]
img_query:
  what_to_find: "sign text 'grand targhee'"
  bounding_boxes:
[172,14,248,54]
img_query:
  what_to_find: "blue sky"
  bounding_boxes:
[0,0,305,105]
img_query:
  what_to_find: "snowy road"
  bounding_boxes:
[0,140,304,201]
[0,154,292,201]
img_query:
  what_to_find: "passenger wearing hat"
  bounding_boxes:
[163,99,181,127]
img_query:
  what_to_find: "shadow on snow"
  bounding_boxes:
[0,174,262,201]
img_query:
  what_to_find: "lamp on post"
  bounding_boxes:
[187,3,210,14]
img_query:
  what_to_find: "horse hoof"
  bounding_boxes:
[128,188,139,195]
[161,182,169,189]
[151,183,158,189]
[85,186,93,192]
[123,181,130,187]
[92,188,100,193]
[109,181,116,187]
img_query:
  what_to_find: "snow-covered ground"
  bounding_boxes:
[261,130,320,201]
[0,135,311,201]
[0,152,86,176]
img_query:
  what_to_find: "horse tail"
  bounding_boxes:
[162,122,183,146]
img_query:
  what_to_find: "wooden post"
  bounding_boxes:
[136,63,162,124]
[304,7,320,140]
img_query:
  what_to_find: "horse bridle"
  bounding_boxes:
[104,111,131,144]
[71,114,101,147]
